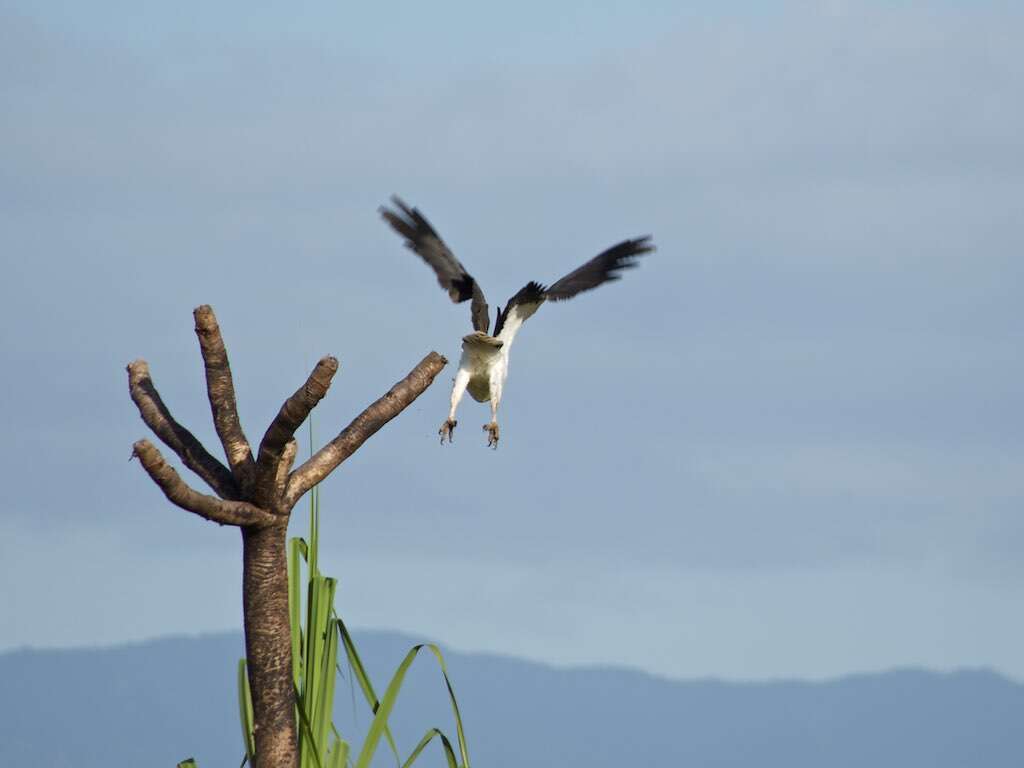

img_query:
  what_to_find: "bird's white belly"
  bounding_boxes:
[457,337,508,404]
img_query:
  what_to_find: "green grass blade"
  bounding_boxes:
[401,729,459,768]
[327,733,350,768]
[307,411,318,578]
[352,645,421,768]
[353,643,472,768]
[294,683,325,768]
[236,659,255,762]
[421,645,471,768]
[336,618,402,766]
[309,486,319,577]
[289,536,306,689]
[304,577,335,719]
[303,578,322,719]
[313,614,340,755]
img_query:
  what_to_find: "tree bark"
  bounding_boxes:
[242,523,298,768]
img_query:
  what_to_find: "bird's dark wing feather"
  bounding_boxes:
[379,196,490,332]
[544,236,654,302]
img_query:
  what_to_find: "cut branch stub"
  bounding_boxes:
[127,359,239,500]
[257,355,338,471]
[252,355,338,507]
[284,351,447,508]
[194,304,257,491]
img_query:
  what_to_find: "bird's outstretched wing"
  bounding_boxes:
[379,196,490,333]
[494,236,654,342]
[544,236,654,301]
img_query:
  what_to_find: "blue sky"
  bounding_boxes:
[1,0,1022,680]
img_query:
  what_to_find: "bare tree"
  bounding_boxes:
[127,305,446,768]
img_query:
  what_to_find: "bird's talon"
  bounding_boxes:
[483,422,500,449]
[439,419,457,445]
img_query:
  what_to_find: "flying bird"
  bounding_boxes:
[380,196,653,448]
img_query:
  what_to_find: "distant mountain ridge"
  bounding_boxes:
[3,631,1022,767]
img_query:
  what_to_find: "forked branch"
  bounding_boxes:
[132,308,447,517]
[127,359,239,499]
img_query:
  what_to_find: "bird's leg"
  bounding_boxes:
[441,368,470,444]
[483,371,502,449]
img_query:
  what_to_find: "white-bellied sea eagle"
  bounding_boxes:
[380,196,653,448]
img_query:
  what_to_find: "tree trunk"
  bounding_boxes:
[242,523,298,768]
